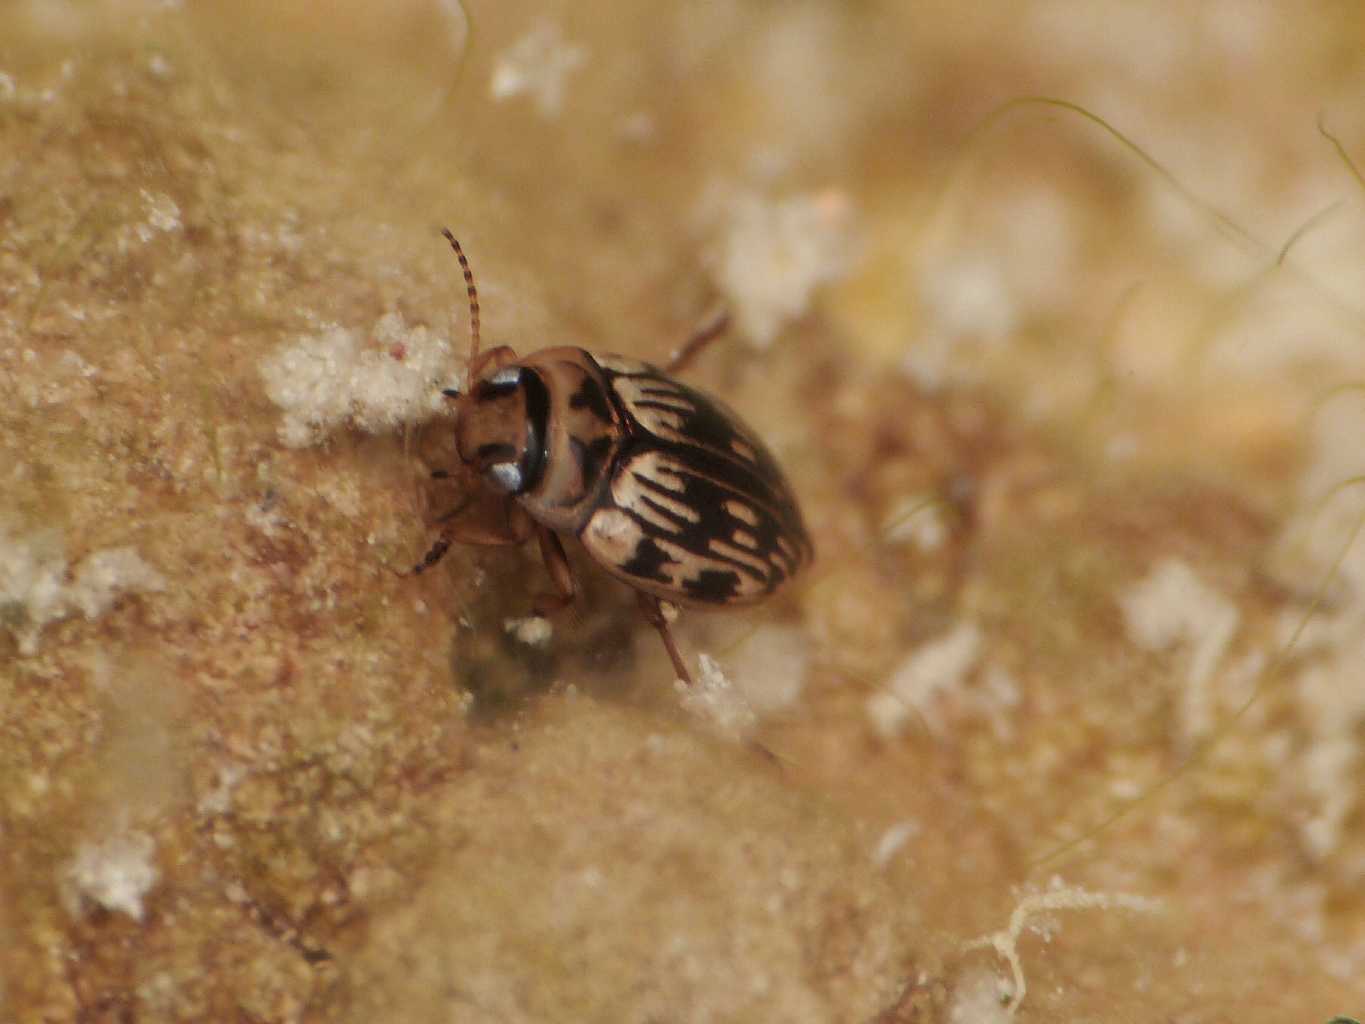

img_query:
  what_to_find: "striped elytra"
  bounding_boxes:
[410,231,811,684]
[581,354,810,604]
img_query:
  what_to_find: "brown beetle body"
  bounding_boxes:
[412,232,811,682]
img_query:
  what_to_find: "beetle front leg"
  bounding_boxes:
[532,528,578,617]
[400,498,533,576]
[403,536,453,577]
[635,592,692,684]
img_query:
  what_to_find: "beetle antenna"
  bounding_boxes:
[441,227,481,371]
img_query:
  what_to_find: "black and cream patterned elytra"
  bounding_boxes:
[583,354,811,606]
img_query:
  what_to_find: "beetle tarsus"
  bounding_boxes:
[637,592,692,684]
[408,537,451,576]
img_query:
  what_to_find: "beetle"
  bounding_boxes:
[408,229,812,683]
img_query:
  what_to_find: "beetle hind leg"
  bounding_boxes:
[664,310,730,375]
[636,592,692,684]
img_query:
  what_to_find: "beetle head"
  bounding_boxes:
[455,364,550,496]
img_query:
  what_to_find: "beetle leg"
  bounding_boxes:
[399,499,532,577]
[403,536,453,577]
[664,310,730,375]
[532,528,578,616]
[442,500,535,547]
[636,592,692,684]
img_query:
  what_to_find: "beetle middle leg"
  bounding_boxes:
[532,527,578,617]
[664,310,730,375]
[636,592,692,684]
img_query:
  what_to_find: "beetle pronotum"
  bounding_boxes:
[409,229,812,683]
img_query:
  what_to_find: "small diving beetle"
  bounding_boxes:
[409,229,812,683]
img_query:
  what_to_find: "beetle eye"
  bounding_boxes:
[484,461,523,493]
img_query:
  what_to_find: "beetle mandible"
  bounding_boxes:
[408,229,812,683]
